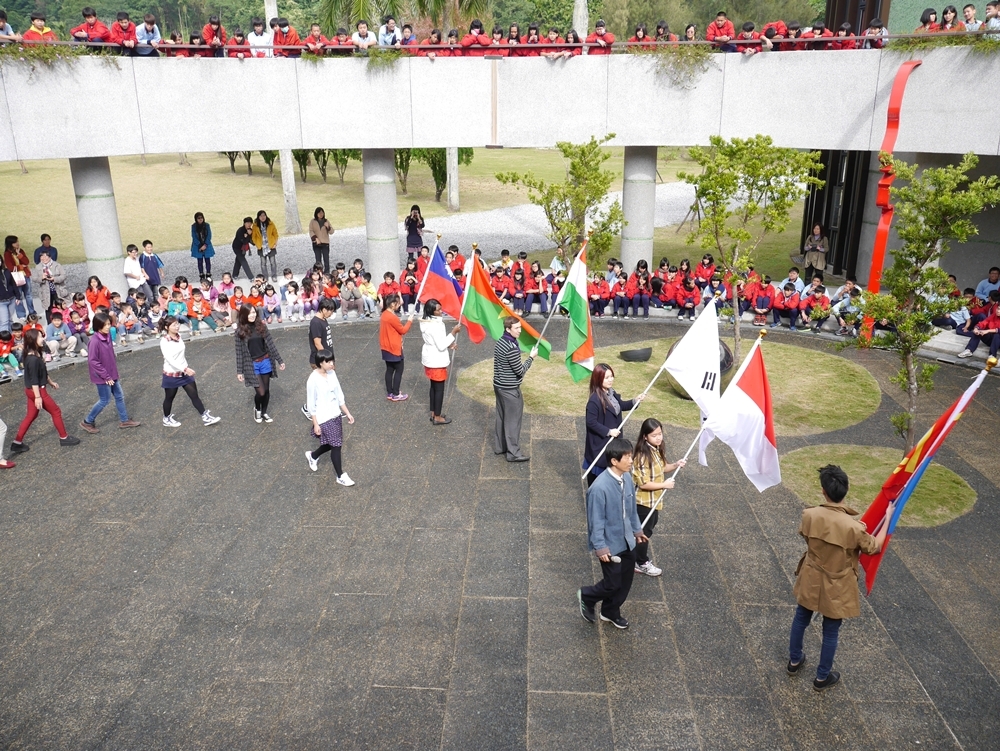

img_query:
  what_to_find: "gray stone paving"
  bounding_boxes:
[0,319,997,750]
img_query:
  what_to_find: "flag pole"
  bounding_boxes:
[412,233,441,310]
[532,236,589,355]
[442,245,477,412]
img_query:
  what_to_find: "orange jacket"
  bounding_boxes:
[109,21,137,45]
[86,286,111,310]
[187,298,211,318]
[379,309,412,356]
[202,23,227,46]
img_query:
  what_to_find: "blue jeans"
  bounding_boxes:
[86,380,129,424]
[789,604,842,680]
[14,278,35,317]
[0,298,16,333]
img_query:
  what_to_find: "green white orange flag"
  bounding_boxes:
[462,256,552,359]
[554,243,594,382]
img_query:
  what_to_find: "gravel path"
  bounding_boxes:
[59,182,696,293]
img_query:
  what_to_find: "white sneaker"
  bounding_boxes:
[79,348,88,357]
[634,561,662,577]
[336,473,355,487]
[201,411,221,426]
[305,450,318,472]
[957,350,973,358]
[262,413,273,423]
[163,414,181,428]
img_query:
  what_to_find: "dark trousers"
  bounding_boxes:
[233,253,254,280]
[385,359,404,396]
[965,331,1000,356]
[312,242,330,273]
[631,294,650,317]
[429,378,445,416]
[613,296,629,315]
[634,506,658,565]
[773,308,799,327]
[581,547,636,620]
[493,385,525,459]
[789,604,842,680]
[196,256,212,277]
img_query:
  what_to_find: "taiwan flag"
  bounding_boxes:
[418,241,485,343]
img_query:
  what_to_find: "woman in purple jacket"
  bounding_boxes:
[79,311,142,434]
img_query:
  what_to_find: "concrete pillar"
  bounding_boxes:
[573,0,589,44]
[620,146,657,274]
[856,150,912,288]
[69,157,127,296]
[362,148,400,282]
[279,149,302,234]
[446,147,459,212]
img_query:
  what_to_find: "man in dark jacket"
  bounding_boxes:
[578,438,647,630]
[492,316,537,462]
[232,217,255,280]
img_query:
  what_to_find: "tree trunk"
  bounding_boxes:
[733,306,742,364]
[905,351,918,453]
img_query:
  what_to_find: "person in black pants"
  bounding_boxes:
[231,217,255,280]
[577,438,647,630]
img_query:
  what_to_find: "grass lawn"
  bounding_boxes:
[4,146,685,265]
[780,444,977,528]
[457,336,881,437]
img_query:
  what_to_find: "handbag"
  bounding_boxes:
[11,271,26,286]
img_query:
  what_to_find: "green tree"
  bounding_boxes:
[329,148,361,184]
[221,151,240,173]
[415,147,474,202]
[679,134,823,362]
[495,134,624,268]
[395,148,412,194]
[312,149,330,183]
[292,149,311,181]
[851,153,1000,452]
[241,150,254,176]
[259,150,278,178]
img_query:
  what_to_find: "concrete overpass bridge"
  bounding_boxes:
[1,46,998,289]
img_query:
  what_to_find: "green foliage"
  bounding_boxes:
[365,46,402,69]
[592,0,821,38]
[0,42,87,70]
[415,147,474,201]
[328,148,362,184]
[679,134,823,360]
[312,149,330,182]
[852,152,1000,451]
[292,149,311,181]
[395,148,412,194]
[496,134,623,268]
[638,42,713,88]
[259,150,278,178]
[888,33,1000,54]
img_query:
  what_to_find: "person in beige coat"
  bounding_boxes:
[34,250,68,313]
[787,464,891,691]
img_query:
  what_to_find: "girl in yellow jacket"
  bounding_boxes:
[251,209,280,282]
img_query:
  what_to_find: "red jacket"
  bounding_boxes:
[799,293,831,312]
[71,20,110,42]
[460,32,491,55]
[802,28,834,49]
[514,34,542,56]
[329,37,354,54]
[676,285,699,307]
[693,262,716,282]
[23,27,58,42]
[734,31,760,51]
[491,274,511,298]
[109,21,138,45]
[610,280,628,299]
[417,39,445,55]
[588,280,610,300]
[773,291,800,311]
[761,20,787,37]
[749,284,775,310]
[377,281,400,299]
[400,269,419,296]
[585,30,615,54]
[226,38,251,56]
[525,276,547,294]
[273,27,302,56]
[304,33,329,54]
[486,38,509,55]
[187,298,211,318]
[831,34,857,50]
[659,277,681,303]
[202,23,227,46]
[627,35,654,49]
[975,308,1000,332]
[705,19,736,44]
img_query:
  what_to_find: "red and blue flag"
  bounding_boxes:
[418,240,485,343]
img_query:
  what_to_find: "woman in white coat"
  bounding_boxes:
[420,299,461,425]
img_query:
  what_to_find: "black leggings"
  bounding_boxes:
[385,360,404,396]
[253,373,271,414]
[312,243,330,273]
[311,444,342,475]
[429,378,445,416]
[197,257,212,277]
[232,253,254,280]
[163,382,205,417]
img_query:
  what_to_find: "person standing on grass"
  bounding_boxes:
[9,329,80,454]
[379,293,413,401]
[302,298,337,418]
[304,349,355,486]
[420,299,461,426]
[787,464,891,691]
[235,303,285,424]
[493,316,537,463]
[79,312,141,434]
[158,315,221,428]
[190,212,215,281]
[309,207,334,274]
[630,418,685,577]
[577,437,647,631]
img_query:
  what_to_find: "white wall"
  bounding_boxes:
[1,47,998,160]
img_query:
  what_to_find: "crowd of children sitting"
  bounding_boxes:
[4,4,997,56]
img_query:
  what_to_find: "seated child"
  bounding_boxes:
[836,287,864,336]
[148,301,164,333]
[212,293,232,329]
[246,284,264,308]
[186,288,217,335]
[359,273,378,317]
[262,284,282,323]
[44,311,78,359]
[218,272,236,297]
[229,285,246,311]
[284,281,303,321]
[167,290,190,327]
[67,309,91,353]
[341,278,363,318]
[770,284,801,330]
[300,280,318,317]
[799,284,831,333]
[588,274,609,317]
[0,330,21,377]
[675,278,699,320]
[378,272,400,307]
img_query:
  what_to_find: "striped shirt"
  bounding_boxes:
[493,334,533,389]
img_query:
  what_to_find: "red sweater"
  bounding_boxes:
[799,293,831,312]
[491,274,511,297]
[460,32,491,55]
[694,262,716,282]
[304,33,329,54]
[588,280,610,300]
[773,292,800,311]
[585,30,615,54]
[706,19,736,43]
[226,38,251,56]
[378,281,400,299]
[202,23,227,46]
[71,20,111,42]
[676,285,699,307]
[400,269,419,296]
[273,27,301,56]
[831,34,857,50]
[379,309,412,356]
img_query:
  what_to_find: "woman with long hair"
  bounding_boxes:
[400,258,420,315]
[803,223,829,281]
[631,418,685,576]
[583,363,645,486]
[305,349,355,486]
[404,204,424,260]
[85,275,111,311]
[190,212,214,280]
[234,303,285,423]
[939,4,966,29]
[3,235,34,317]
[380,293,414,401]
[309,207,334,273]
[251,209,280,282]
[420,299,461,425]
[158,315,221,427]
[8,329,79,453]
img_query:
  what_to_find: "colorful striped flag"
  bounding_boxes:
[418,240,485,343]
[461,257,551,358]
[554,244,594,382]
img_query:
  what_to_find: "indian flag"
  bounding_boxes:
[555,244,594,382]
[462,256,551,358]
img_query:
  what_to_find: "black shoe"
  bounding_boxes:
[813,671,841,691]
[9,441,28,454]
[507,455,530,463]
[432,416,452,426]
[59,435,81,447]
[599,613,629,629]
[787,656,807,675]
[577,589,596,623]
